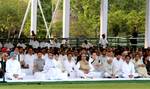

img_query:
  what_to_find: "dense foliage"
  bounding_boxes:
[0,0,146,38]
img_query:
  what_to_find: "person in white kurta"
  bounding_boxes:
[8,42,14,49]
[23,48,35,75]
[54,54,66,72]
[103,58,119,78]
[121,55,139,78]
[63,53,79,78]
[55,41,61,48]
[99,49,108,65]
[17,42,26,49]
[5,52,25,80]
[4,42,14,49]
[61,38,70,47]
[81,40,93,49]
[29,39,39,49]
[99,34,108,48]
[112,53,124,77]
[43,52,67,80]
[88,52,104,78]
[53,54,68,79]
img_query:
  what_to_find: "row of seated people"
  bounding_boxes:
[0,34,108,50]
[0,46,150,80]
[0,38,70,50]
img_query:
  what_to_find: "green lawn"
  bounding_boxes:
[0,82,150,89]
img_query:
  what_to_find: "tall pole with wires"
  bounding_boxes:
[18,0,50,38]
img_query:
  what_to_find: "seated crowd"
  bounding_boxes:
[0,39,150,80]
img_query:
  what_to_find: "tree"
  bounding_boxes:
[0,0,28,38]
[0,0,146,38]
[70,0,100,38]
[108,0,145,37]
[21,0,52,38]
[126,10,145,34]
[108,10,127,36]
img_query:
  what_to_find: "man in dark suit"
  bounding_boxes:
[130,28,138,52]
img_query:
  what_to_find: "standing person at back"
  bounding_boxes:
[130,27,138,52]
[99,34,108,48]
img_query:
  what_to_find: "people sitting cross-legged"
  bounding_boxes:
[76,53,102,78]
[112,52,124,78]
[88,51,104,78]
[42,51,67,80]
[53,53,68,79]
[63,52,79,79]
[132,53,150,78]
[103,58,118,78]
[22,47,35,75]
[33,50,45,79]
[81,40,93,49]
[5,52,25,80]
[120,55,140,78]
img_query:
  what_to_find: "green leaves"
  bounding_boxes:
[108,0,145,37]
[70,0,100,38]
[0,0,146,38]
[126,10,145,33]
[0,0,26,38]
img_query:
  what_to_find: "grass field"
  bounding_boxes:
[0,81,150,89]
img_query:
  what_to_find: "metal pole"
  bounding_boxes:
[63,0,70,38]
[38,0,50,38]
[18,0,31,38]
[31,0,37,36]
[48,0,61,38]
[100,0,108,38]
[145,0,150,48]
